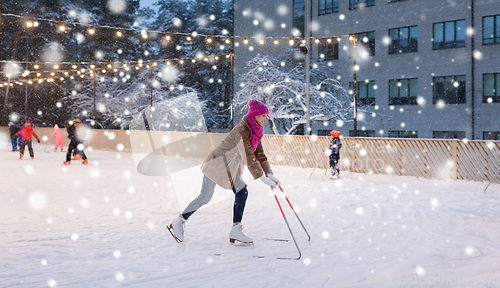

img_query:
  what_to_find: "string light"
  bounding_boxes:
[59,25,66,32]
[259,39,264,45]
[26,21,33,28]
[165,35,171,41]
[207,38,212,43]
[315,38,320,44]
[224,38,230,44]
[327,38,332,43]
[88,28,95,35]
[34,64,39,69]
[53,65,59,69]
[243,38,248,44]
[274,39,279,45]
[186,36,192,41]
[289,39,294,46]
[116,31,122,37]
[72,65,77,69]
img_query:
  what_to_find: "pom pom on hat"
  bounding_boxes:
[247,99,269,117]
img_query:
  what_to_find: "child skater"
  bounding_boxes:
[51,124,64,152]
[328,130,342,178]
[63,119,88,165]
[15,119,40,159]
[8,122,21,152]
[167,99,281,245]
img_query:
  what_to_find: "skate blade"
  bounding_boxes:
[166,224,182,243]
[229,238,254,246]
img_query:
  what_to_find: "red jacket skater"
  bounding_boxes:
[15,119,40,142]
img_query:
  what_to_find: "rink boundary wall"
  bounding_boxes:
[2,127,499,184]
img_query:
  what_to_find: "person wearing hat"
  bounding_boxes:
[15,119,40,159]
[8,122,22,152]
[50,124,64,152]
[327,130,342,178]
[167,99,280,245]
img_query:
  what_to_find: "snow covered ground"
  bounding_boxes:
[1,140,500,288]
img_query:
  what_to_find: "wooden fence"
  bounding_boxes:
[2,127,499,183]
[261,135,500,183]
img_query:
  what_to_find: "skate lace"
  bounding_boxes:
[239,225,244,232]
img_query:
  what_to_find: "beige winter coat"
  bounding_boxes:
[201,117,273,189]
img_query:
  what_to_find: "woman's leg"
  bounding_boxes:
[181,175,216,220]
[232,177,248,224]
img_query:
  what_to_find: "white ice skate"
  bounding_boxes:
[167,215,186,243]
[229,223,253,245]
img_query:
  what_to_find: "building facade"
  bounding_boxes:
[233,0,500,140]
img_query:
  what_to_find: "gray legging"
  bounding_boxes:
[181,174,248,223]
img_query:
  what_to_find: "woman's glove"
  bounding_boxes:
[260,175,278,188]
[267,174,281,186]
[37,139,40,143]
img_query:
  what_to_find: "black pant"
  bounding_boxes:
[20,140,33,157]
[329,154,340,174]
[66,141,87,161]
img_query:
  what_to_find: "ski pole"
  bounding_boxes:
[278,186,311,241]
[309,150,326,179]
[484,170,500,194]
[271,187,301,260]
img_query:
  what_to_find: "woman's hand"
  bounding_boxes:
[260,175,278,188]
[267,174,281,186]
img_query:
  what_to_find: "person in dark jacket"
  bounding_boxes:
[15,119,40,159]
[328,130,342,178]
[63,119,88,165]
[8,122,22,152]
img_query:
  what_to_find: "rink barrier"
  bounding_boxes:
[1,127,499,184]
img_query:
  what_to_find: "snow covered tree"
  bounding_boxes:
[233,55,376,135]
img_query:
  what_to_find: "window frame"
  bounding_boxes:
[349,0,375,10]
[318,0,339,15]
[432,75,466,104]
[388,78,418,105]
[318,38,339,61]
[432,19,466,50]
[349,80,376,105]
[349,130,376,137]
[433,131,466,139]
[388,130,418,138]
[483,15,500,45]
[389,26,418,54]
[483,73,500,103]
[350,31,375,57]
[293,0,305,37]
[483,131,500,140]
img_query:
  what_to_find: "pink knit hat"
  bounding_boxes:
[247,99,269,117]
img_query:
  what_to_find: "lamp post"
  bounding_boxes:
[349,35,358,137]
[304,0,311,136]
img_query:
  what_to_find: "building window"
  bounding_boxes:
[349,80,376,105]
[389,78,418,105]
[351,31,375,57]
[318,38,339,60]
[317,130,331,136]
[389,131,418,138]
[433,131,466,139]
[483,15,500,45]
[484,132,500,140]
[349,0,375,10]
[433,20,466,49]
[319,0,339,15]
[389,26,418,54]
[389,0,408,2]
[349,130,375,137]
[293,0,305,37]
[483,73,500,103]
[433,75,466,104]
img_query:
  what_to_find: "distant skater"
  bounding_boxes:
[8,122,22,152]
[63,119,88,165]
[328,130,342,178]
[16,119,40,159]
[51,124,64,152]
